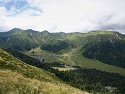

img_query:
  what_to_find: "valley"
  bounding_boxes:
[25,46,125,76]
[0,28,125,93]
[0,48,88,94]
[1,0,125,93]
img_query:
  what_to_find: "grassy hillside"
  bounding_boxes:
[0,28,66,51]
[0,48,88,94]
[25,46,125,76]
[3,48,125,93]
[1,29,125,76]
[0,28,125,51]
[82,31,125,68]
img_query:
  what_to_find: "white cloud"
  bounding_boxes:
[0,7,8,31]
[0,7,6,15]
[0,0,125,33]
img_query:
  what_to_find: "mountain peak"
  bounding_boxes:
[8,28,23,34]
[26,29,39,32]
[9,28,23,32]
[41,30,50,34]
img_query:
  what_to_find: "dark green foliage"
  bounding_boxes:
[1,29,125,93]
[4,48,125,93]
[49,62,65,67]
[41,40,69,52]
[82,40,125,68]
[4,48,51,70]
[3,48,59,78]
[0,48,60,83]
[55,68,125,94]
[0,29,41,51]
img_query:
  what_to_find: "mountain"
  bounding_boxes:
[0,48,88,94]
[0,28,70,51]
[1,28,124,51]
[0,28,40,51]
[1,29,125,93]
[0,28,125,72]
[3,48,125,93]
[82,30,125,68]
[0,28,23,37]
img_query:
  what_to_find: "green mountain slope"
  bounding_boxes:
[82,31,125,68]
[41,40,73,52]
[0,48,88,94]
[3,47,125,93]
[0,28,40,51]
[0,28,125,74]
[0,28,69,51]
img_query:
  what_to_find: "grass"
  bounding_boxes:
[72,53,125,76]
[0,69,39,94]
[0,48,61,83]
[0,48,89,94]
[53,67,76,71]
[0,69,88,94]
[25,47,125,76]
[62,47,125,76]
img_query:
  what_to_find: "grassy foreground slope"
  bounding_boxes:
[0,48,88,94]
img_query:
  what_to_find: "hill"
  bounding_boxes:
[0,28,68,51]
[2,48,125,93]
[82,30,125,68]
[0,28,125,75]
[0,48,88,94]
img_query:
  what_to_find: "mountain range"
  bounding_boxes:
[0,28,125,69]
[0,28,125,93]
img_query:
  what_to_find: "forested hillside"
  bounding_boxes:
[1,29,125,93]
[0,48,88,94]
[0,28,125,71]
[3,48,125,94]
[82,31,125,68]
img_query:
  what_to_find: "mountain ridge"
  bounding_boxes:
[0,28,125,71]
[0,28,125,93]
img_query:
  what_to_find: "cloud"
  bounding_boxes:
[0,0,125,33]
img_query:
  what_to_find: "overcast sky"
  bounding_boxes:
[0,0,125,33]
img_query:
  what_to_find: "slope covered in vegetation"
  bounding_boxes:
[0,48,88,94]
[4,48,125,94]
[0,29,125,78]
[82,31,125,68]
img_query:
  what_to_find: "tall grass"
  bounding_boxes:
[0,48,89,94]
[0,69,88,94]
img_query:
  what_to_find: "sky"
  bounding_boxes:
[0,0,125,33]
